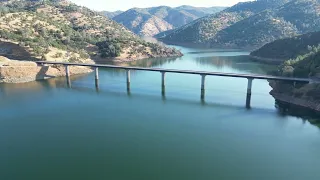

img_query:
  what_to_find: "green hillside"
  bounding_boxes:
[161,0,320,49]
[251,31,320,60]
[211,10,298,48]
[252,30,320,112]
[160,0,291,44]
[0,0,182,63]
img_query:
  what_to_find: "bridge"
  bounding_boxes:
[36,61,312,108]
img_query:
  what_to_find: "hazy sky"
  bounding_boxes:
[70,0,251,11]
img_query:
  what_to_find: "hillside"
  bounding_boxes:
[112,6,226,37]
[161,0,320,49]
[263,31,320,77]
[174,6,226,19]
[0,0,182,63]
[160,0,291,45]
[112,8,174,37]
[251,31,320,61]
[211,10,298,49]
[252,31,320,113]
[270,48,320,113]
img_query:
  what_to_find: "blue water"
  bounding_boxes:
[0,46,319,180]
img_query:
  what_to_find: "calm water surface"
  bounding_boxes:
[1,46,320,180]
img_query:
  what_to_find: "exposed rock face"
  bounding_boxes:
[0,57,92,83]
[269,80,320,113]
[271,92,320,112]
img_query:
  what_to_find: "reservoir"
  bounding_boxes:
[1,46,320,180]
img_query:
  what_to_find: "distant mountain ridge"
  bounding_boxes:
[160,0,320,49]
[101,10,123,18]
[111,6,226,36]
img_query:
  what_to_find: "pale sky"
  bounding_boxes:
[70,0,251,11]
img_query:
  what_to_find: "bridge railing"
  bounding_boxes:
[36,61,311,108]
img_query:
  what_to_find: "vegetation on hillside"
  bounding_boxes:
[211,10,298,48]
[161,0,320,49]
[112,6,225,37]
[271,49,320,102]
[279,46,320,78]
[160,0,291,45]
[257,31,320,106]
[0,0,182,63]
[251,31,320,60]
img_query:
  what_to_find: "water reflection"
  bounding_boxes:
[94,57,181,75]
[1,46,319,128]
[275,101,320,127]
[0,74,86,97]
[116,57,179,67]
[195,55,277,74]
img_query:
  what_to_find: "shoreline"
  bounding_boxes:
[157,39,257,51]
[271,92,320,113]
[0,58,93,83]
[249,55,285,64]
[0,52,183,83]
[106,54,183,63]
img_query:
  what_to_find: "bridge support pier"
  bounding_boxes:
[65,65,71,88]
[161,72,166,96]
[95,67,99,89]
[65,65,70,77]
[201,75,206,100]
[246,78,254,108]
[126,70,131,91]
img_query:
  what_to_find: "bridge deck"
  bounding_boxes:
[36,61,311,83]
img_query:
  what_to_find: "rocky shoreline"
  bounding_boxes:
[271,92,320,113]
[269,79,320,119]
[0,57,92,83]
[0,52,183,83]
[250,55,320,116]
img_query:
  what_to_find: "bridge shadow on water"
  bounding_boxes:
[66,79,320,128]
[60,81,299,117]
[1,75,319,129]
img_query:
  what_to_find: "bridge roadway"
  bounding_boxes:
[36,61,312,108]
[37,61,310,82]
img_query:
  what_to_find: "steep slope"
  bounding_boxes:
[162,0,320,49]
[148,6,197,28]
[161,0,291,44]
[211,10,298,48]
[277,0,320,33]
[112,6,225,36]
[210,0,320,48]
[112,8,173,36]
[258,32,320,113]
[0,0,182,63]
[251,31,320,61]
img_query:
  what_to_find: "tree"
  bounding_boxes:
[79,49,89,59]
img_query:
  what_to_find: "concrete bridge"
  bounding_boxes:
[36,61,312,108]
